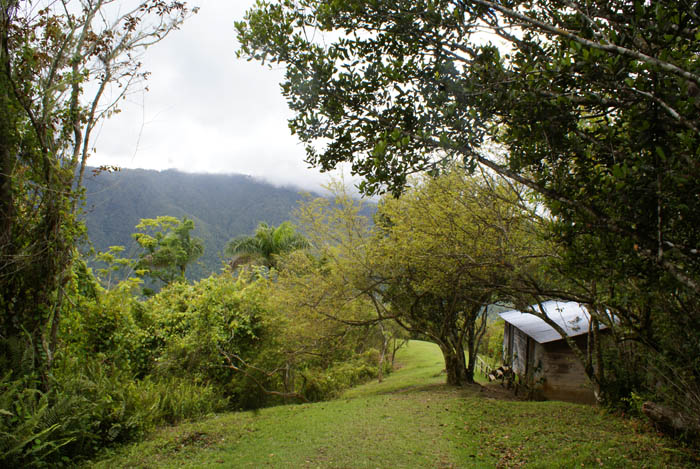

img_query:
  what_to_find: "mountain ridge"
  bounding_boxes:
[81,167,324,280]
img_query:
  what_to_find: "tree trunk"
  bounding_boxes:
[440,341,470,386]
[390,339,398,367]
[377,323,389,383]
[465,310,488,383]
[466,346,477,383]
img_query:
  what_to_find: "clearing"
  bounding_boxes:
[87,340,695,468]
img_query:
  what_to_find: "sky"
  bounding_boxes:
[90,1,346,191]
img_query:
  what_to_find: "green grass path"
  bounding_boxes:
[88,341,694,468]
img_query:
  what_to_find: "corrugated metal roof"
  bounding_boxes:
[499,300,599,344]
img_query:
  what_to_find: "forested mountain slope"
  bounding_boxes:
[81,168,321,279]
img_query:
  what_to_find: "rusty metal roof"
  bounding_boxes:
[499,300,601,344]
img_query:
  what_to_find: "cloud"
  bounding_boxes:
[90,1,345,193]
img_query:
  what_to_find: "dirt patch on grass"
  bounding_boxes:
[477,382,528,401]
[161,431,213,453]
[389,381,522,403]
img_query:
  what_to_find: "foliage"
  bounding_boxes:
[3,252,381,465]
[479,319,505,365]
[290,171,542,386]
[2,255,382,465]
[0,351,228,467]
[236,0,699,290]
[226,221,309,269]
[61,273,152,377]
[295,351,385,402]
[143,275,266,396]
[0,374,72,468]
[374,169,543,384]
[0,0,193,388]
[0,261,232,466]
[237,0,700,418]
[132,216,204,291]
[130,270,382,408]
[94,246,135,290]
[275,186,404,389]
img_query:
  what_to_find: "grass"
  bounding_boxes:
[342,339,446,398]
[85,341,696,468]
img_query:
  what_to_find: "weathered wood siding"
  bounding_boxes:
[539,335,595,403]
[503,324,544,379]
[511,326,528,375]
[503,324,595,403]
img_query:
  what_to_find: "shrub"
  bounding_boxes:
[300,351,381,401]
[145,276,267,393]
[0,374,74,468]
[0,354,231,467]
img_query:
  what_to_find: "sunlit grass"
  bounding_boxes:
[342,339,445,398]
[86,340,695,468]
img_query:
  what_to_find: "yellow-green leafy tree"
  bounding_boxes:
[292,171,543,385]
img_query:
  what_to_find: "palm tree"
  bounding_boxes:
[225,221,309,269]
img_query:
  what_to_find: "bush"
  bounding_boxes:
[300,351,381,401]
[0,374,74,468]
[61,276,151,376]
[144,276,268,396]
[0,355,230,467]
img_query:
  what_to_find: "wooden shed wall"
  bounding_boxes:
[503,323,544,380]
[503,324,595,404]
[539,335,595,404]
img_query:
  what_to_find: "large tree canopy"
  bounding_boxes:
[290,172,542,385]
[236,0,699,294]
[238,0,700,411]
[372,170,543,384]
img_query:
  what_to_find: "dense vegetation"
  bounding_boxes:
[2,257,390,466]
[238,0,700,437]
[2,0,700,466]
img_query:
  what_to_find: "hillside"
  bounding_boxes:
[81,168,323,279]
[86,341,693,468]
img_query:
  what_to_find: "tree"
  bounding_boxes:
[373,170,543,384]
[293,172,541,385]
[94,245,135,289]
[225,221,309,269]
[0,0,194,382]
[237,0,700,410]
[237,0,698,290]
[133,216,204,288]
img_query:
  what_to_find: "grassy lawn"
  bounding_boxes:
[86,341,695,468]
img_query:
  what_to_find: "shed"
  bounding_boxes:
[500,300,603,403]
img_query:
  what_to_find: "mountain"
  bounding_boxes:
[81,168,323,280]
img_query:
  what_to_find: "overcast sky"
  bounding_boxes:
[90,1,346,191]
